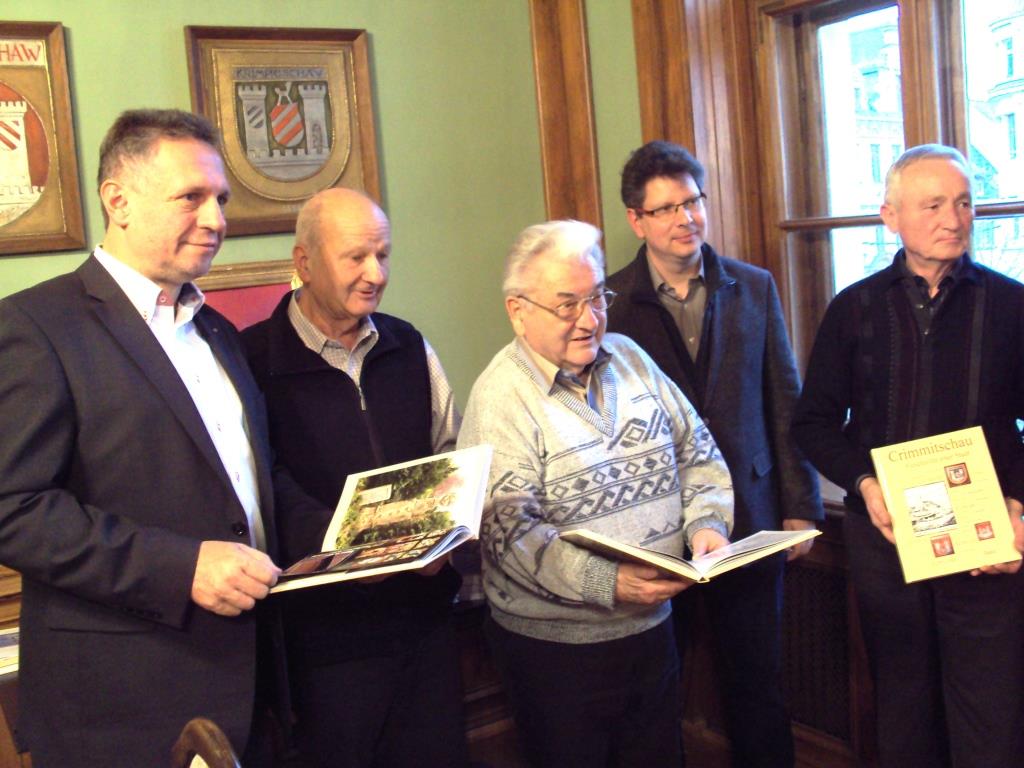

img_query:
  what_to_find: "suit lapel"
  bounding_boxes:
[703,294,726,414]
[78,257,237,498]
[700,251,737,415]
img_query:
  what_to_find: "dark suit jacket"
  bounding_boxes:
[0,256,278,767]
[607,244,822,538]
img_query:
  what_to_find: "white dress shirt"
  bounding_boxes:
[94,247,265,550]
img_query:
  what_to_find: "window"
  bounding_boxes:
[752,0,1024,360]
[819,5,902,219]
[962,0,1024,281]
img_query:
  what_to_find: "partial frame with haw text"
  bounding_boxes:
[185,25,381,236]
[0,21,86,256]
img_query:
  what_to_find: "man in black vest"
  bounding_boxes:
[243,188,468,768]
[606,141,823,768]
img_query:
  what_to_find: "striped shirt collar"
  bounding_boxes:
[287,287,378,356]
[513,336,612,396]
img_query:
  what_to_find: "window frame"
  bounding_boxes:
[751,0,1024,364]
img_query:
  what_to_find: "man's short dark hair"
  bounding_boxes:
[620,141,705,209]
[97,109,221,191]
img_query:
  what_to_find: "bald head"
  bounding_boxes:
[295,187,388,255]
[292,188,392,342]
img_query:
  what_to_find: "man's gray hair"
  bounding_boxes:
[503,220,604,297]
[97,109,221,227]
[884,144,970,207]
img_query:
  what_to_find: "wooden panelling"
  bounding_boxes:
[528,0,603,227]
[631,0,766,267]
[897,0,954,147]
[631,0,696,149]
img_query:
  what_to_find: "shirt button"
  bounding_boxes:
[232,523,248,537]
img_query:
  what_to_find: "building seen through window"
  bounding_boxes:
[964,0,1024,283]
[820,1,1024,292]
[819,6,902,292]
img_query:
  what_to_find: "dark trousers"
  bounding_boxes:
[291,618,469,768]
[486,615,683,768]
[845,510,1024,768]
[673,551,793,768]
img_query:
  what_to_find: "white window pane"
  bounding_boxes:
[963,0,1024,203]
[831,218,1024,294]
[973,216,1024,280]
[819,5,904,217]
[831,225,899,293]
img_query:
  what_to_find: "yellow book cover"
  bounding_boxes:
[870,426,1021,583]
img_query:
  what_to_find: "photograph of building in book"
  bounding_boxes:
[904,481,958,536]
[277,447,490,589]
[338,492,457,549]
[336,456,461,549]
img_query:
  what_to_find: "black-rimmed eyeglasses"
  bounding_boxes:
[517,289,617,321]
[633,193,707,220]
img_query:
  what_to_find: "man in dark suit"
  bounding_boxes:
[606,141,823,768]
[0,109,281,767]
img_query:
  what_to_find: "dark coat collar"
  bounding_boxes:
[621,242,737,301]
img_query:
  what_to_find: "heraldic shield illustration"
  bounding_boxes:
[234,72,346,185]
[0,84,47,229]
[214,52,354,202]
[0,22,85,254]
[187,28,379,235]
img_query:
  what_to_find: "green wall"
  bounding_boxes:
[1,0,642,403]
[587,0,643,274]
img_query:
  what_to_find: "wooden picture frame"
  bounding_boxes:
[0,21,86,255]
[195,258,295,291]
[196,259,296,331]
[185,26,380,236]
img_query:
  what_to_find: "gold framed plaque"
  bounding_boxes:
[185,26,380,236]
[0,21,85,255]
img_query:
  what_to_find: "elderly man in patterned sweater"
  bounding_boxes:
[458,219,734,767]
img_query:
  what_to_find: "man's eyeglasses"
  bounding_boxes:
[633,193,707,220]
[517,290,617,321]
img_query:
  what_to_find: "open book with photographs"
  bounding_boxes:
[271,444,492,593]
[560,528,821,584]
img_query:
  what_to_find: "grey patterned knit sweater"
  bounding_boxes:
[457,333,734,644]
